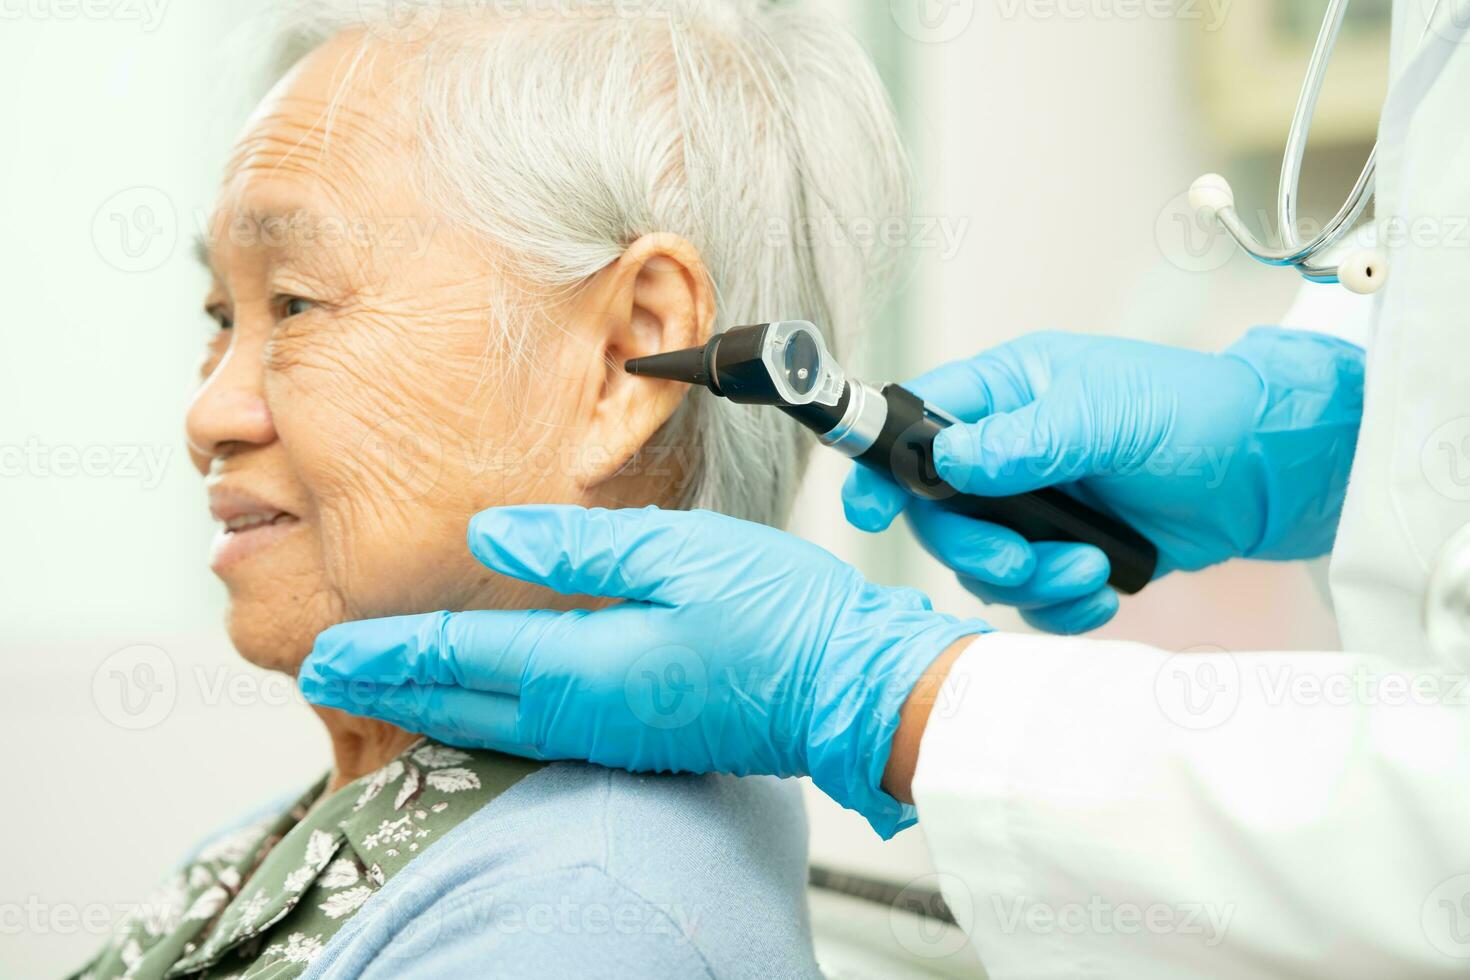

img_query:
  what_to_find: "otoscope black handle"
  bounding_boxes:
[858,385,1158,595]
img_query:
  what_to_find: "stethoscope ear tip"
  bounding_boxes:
[1189,173,1236,215]
[1339,249,1388,295]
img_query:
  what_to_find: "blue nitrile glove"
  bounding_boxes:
[300,505,991,838]
[844,327,1364,633]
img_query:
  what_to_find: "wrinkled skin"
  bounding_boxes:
[187,31,711,783]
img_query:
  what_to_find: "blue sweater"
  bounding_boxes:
[300,763,821,978]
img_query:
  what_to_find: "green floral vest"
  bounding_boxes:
[72,740,542,979]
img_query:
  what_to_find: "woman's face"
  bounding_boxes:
[188,34,701,673]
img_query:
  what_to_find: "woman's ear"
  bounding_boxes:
[565,232,716,488]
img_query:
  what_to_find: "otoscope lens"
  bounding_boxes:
[782,329,821,396]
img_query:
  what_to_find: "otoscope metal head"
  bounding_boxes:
[625,321,845,408]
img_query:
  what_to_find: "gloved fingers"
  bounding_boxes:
[904,499,1035,586]
[933,398,1093,497]
[1019,587,1119,635]
[842,465,908,532]
[307,608,579,697]
[301,675,537,755]
[897,348,1037,422]
[955,541,1110,609]
[468,504,737,605]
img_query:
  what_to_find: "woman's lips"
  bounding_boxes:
[207,484,303,574]
[210,513,302,573]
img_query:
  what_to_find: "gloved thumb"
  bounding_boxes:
[933,399,1094,497]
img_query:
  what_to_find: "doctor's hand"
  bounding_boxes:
[843,327,1364,633]
[299,505,990,838]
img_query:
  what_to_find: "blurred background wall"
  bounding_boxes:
[0,0,1384,973]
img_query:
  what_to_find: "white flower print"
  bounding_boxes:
[426,767,481,793]
[319,858,361,889]
[394,764,421,810]
[304,829,338,869]
[187,865,214,890]
[362,815,415,851]
[411,744,471,769]
[120,938,142,969]
[353,759,404,811]
[235,889,270,926]
[367,864,385,887]
[319,885,373,920]
[218,867,242,892]
[283,866,317,894]
[264,931,326,964]
[183,886,229,922]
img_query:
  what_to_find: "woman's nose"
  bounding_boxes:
[186,346,276,470]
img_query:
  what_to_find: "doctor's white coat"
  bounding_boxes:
[912,5,1470,977]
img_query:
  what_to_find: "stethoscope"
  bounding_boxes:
[1188,0,1448,296]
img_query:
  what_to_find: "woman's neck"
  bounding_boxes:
[312,706,422,793]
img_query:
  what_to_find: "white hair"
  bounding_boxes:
[260,0,910,526]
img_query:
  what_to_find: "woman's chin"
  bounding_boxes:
[224,594,337,676]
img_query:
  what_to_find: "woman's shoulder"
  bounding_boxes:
[305,762,820,979]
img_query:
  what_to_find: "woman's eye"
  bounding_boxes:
[282,297,315,318]
[207,307,233,331]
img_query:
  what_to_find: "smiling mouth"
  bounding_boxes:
[222,512,300,533]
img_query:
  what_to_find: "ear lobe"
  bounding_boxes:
[570,233,714,489]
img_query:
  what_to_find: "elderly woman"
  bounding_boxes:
[73,0,908,976]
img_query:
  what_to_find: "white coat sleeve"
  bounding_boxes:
[913,634,1470,979]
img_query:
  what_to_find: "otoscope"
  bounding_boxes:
[626,320,1158,594]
